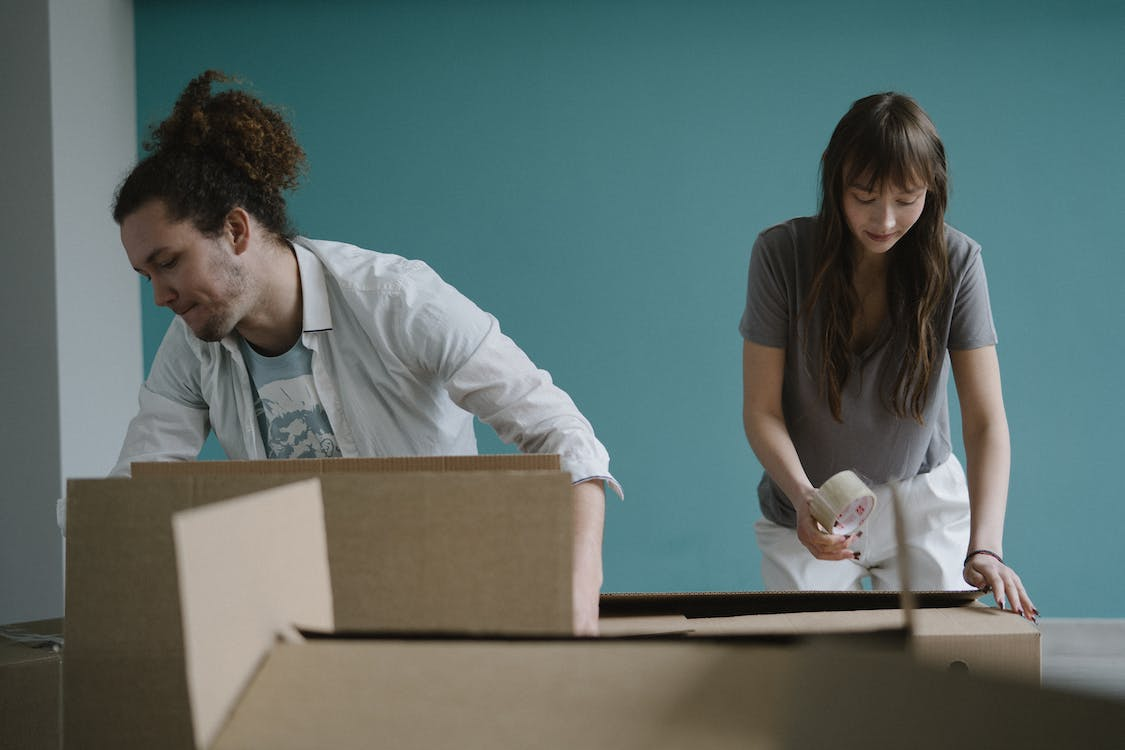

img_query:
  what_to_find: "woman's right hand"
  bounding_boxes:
[796,493,861,561]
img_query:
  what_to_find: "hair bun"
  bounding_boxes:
[145,70,304,195]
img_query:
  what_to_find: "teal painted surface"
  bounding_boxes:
[131,0,1125,615]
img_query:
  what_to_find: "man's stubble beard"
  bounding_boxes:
[190,248,252,343]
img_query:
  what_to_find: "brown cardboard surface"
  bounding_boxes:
[782,641,1125,749]
[131,453,561,476]
[206,635,1121,750]
[211,639,802,750]
[65,477,220,750]
[910,602,1041,682]
[173,480,333,750]
[0,619,62,750]
[64,464,574,750]
[322,471,572,633]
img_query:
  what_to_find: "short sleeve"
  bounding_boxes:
[739,228,791,348]
[948,247,998,350]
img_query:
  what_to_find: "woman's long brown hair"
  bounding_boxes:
[802,92,950,423]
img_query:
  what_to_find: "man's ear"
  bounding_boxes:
[225,207,253,254]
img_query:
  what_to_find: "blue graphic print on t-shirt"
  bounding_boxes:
[238,338,342,459]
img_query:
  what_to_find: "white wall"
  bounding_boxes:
[0,0,138,624]
[50,1,139,481]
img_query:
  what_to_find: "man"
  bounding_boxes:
[110,71,619,633]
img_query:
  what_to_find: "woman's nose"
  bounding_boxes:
[874,201,896,229]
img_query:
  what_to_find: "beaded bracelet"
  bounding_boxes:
[963,549,1004,566]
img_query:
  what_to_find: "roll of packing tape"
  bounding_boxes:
[810,470,876,536]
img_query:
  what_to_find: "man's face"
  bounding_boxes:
[121,200,250,342]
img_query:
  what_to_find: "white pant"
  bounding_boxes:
[755,455,973,591]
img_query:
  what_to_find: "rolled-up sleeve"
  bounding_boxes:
[108,323,210,476]
[396,269,621,496]
[444,315,621,496]
[109,385,210,476]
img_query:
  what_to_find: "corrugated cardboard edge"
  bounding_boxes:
[132,453,561,477]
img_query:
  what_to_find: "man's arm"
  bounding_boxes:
[571,479,606,636]
[110,383,210,475]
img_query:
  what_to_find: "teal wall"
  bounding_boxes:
[131,0,1125,616]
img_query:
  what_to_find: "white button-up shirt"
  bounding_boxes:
[111,238,619,494]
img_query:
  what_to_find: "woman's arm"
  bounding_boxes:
[951,345,1036,619]
[742,340,858,560]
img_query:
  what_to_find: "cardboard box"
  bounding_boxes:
[600,591,1041,684]
[63,455,573,750]
[168,482,1123,750]
[0,618,62,750]
[61,457,1055,749]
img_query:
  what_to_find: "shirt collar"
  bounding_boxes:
[292,237,333,333]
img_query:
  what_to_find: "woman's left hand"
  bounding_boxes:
[963,554,1037,621]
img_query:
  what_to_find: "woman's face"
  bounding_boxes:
[842,179,927,258]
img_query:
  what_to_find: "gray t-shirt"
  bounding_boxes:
[739,217,998,527]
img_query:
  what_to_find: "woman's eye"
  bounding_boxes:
[854,195,875,204]
[159,259,178,270]
[897,199,919,206]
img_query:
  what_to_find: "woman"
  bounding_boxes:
[110,70,619,634]
[740,92,1035,619]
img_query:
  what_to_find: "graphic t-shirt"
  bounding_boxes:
[238,337,341,459]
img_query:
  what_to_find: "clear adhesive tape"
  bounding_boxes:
[810,470,877,536]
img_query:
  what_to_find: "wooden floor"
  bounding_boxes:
[1039,618,1125,700]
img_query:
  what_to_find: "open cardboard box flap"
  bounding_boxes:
[172,479,334,750]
